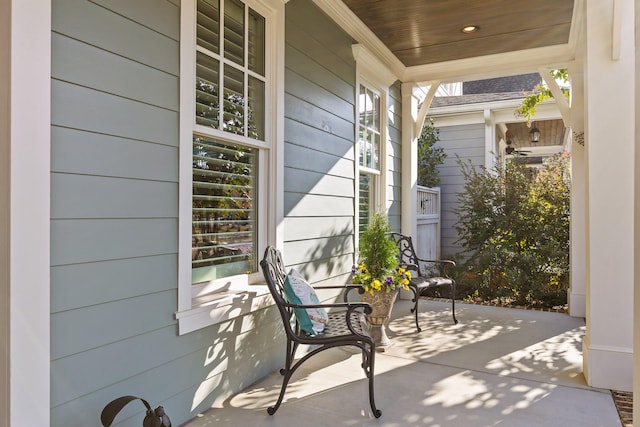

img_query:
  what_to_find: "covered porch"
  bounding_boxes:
[184,299,623,426]
[2,0,638,425]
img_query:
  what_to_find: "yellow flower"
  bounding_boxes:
[398,267,406,275]
[371,279,382,290]
[405,271,412,279]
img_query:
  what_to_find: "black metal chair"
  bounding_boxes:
[389,233,458,332]
[260,246,382,418]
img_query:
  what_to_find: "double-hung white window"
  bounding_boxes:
[178,0,284,334]
[353,45,396,238]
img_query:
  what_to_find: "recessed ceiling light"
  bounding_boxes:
[461,25,479,34]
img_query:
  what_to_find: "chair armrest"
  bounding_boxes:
[415,258,455,267]
[401,259,455,278]
[313,284,362,290]
[341,285,366,302]
[398,262,421,277]
[283,300,372,315]
[308,284,363,303]
[284,300,373,338]
[414,258,455,278]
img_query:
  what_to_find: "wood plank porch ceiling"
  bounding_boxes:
[342,0,575,67]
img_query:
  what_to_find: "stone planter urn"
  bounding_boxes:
[360,288,399,351]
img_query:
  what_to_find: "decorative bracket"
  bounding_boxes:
[539,67,571,127]
[413,82,441,137]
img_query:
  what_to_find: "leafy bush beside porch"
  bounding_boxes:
[446,154,571,309]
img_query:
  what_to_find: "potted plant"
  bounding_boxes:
[352,212,411,350]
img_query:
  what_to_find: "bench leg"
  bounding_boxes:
[268,369,293,415]
[451,281,458,325]
[411,282,458,331]
[268,338,299,415]
[364,339,382,418]
[269,341,382,418]
[408,284,422,332]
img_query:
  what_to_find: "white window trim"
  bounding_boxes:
[353,44,397,239]
[176,0,285,335]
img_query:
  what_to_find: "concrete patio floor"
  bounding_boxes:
[182,299,622,427]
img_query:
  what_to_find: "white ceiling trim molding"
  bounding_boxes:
[313,0,405,77]
[352,44,398,87]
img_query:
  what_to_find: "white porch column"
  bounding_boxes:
[483,109,496,170]
[401,82,419,238]
[568,53,587,318]
[0,1,51,426]
[569,142,587,318]
[582,0,634,391]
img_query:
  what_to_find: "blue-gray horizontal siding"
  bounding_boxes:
[435,123,485,257]
[283,0,357,284]
[50,1,282,426]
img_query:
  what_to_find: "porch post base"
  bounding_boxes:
[568,289,586,318]
[583,338,633,391]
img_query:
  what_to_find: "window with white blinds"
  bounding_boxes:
[192,137,257,282]
[359,173,375,234]
[192,0,266,283]
[357,83,381,233]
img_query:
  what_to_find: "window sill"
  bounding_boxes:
[175,284,273,335]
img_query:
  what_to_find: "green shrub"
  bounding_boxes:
[452,154,570,308]
[417,119,447,188]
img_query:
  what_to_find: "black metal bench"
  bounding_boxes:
[390,233,458,332]
[260,246,382,418]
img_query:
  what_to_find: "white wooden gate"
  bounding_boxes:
[416,186,441,259]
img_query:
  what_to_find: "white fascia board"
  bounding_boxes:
[493,102,562,123]
[404,44,575,84]
[429,98,526,117]
[430,112,485,128]
[516,145,566,156]
[429,99,562,125]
